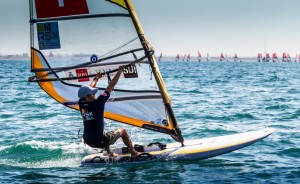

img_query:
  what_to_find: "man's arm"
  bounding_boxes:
[89,72,102,88]
[106,65,125,94]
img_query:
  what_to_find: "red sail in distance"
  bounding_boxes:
[35,0,89,19]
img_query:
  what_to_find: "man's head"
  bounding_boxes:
[78,86,98,101]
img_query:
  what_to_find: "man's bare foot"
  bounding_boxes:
[131,151,142,158]
[109,152,119,157]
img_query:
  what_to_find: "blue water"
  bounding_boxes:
[0,60,299,183]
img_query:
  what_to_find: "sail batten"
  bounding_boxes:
[30,13,131,23]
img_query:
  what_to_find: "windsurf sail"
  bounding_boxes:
[272,53,277,62]
[282,52,287,62]
[198,51,202,62]
[187,53,191,61]
[233,53,238,62]
[265,53,270,62]
[175,53,180,61]
[220,53,225,61]
[287,53,291,62]
[207,53,209,61]
[183,54,186,61]
[158,52,162,61]
[257,53,262,62]
[28,0,184,144]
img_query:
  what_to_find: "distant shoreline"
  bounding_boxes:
[0,57,29,61]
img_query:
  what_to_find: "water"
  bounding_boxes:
[0,60,299,183]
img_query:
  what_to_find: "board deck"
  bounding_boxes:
[81,128,275,165]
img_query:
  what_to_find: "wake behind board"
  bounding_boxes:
[81,128,275,165]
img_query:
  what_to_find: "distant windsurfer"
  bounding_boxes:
[78,65,141,157]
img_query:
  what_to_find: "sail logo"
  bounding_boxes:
[76,68,90,82]
[123,65,138,78]
[37,22,61,50]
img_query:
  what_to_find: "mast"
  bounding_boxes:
[29,0,34,70]
[207,53,209,61]
[124,0,184,144]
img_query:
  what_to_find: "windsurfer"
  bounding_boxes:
[78,65,141,157]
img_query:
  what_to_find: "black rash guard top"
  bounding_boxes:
[78,91,110,147]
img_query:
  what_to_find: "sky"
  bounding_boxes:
[0,0,299,57]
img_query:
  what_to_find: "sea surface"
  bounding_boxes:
[0,60,299,183]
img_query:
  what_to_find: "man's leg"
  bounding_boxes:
[118,128,141,157]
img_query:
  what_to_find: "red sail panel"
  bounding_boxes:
[35,0,89,19]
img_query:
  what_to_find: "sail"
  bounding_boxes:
[198,51,201,62]
[287,53,291,62]
[282,52,287,62]
[220,53,224,61]
[29,0,184,143]
[266,53,270,62]
[272,53,277,62]
[233,53,238,62]
[257,53,262,62]
[175,53,180,61]
[158,52,162,61]
[183,54,186,61]
[187,53,190,61]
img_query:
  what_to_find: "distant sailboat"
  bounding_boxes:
[257,53,262,62]
[187,53,191,61]
[233,53,238,62]
[158,52,162,61]
[198,51,202,62]
[287,53,291,62]
[272,53,278,62]
[294,54,298,62]
[262,53,270,62]
[266,53,270,62]
[225,54,229,61]
[183,53,186,61]
[220,53,225,61]
[207,53,210,62]
[282,52,287,62]
[49,51,54,58]
[175,53,180,61]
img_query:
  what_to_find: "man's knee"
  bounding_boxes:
[118,128,126,136]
